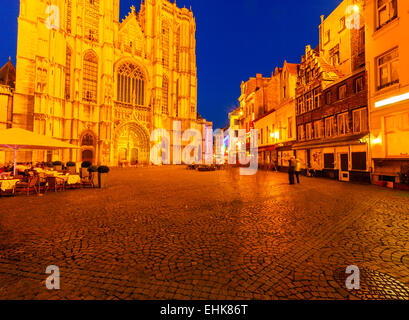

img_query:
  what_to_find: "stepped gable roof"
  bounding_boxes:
[317,56,344,81]
[0,58,16,88]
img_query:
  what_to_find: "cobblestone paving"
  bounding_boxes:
[1,166,409,300]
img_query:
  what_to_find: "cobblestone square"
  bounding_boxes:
[1,166,409,300]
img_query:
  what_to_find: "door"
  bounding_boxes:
[130,148,138,165]
[339,153,349,181]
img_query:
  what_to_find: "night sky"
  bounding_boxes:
[1,0,343,129]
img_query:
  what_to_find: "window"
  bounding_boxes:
[66,0,72,33]
[65,47,71,99]
[175,79,179,117]
[325,117,335,138]
[324,153,335,169]
[117,62,146,106]
[353,108,369,133]
[306,123,313,140]
[377,0,398,29]
[314,120,324,139]
[162,21,170,68]
[85,0,99,42]
[352,152,367,171]
[377,48,399,90]
[81,133,94,146]
[339,17,346,31]
[338,113,348,136]
[288,117,293,139]
[338,84,347,100]
[326,91,332,105]
[191,104,196,114]
[283,85,286,99]
[358,28,365,54]
[305,92,313,112]
[261,128,264,145]
[355,77,364,93]
[162,76,169,114]
[331,51,340,66]
[174,27,180,71]
[83,51,98,102]
[325,30,330,43]
[314,88,321,109]
[297,97,304,115]
[298,125,305,141]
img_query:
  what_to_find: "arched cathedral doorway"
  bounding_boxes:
[114,122,150,166]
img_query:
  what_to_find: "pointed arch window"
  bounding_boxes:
[174,26,180,71]
[66,0,72,33]
[162,76,169,114]
[116,62,146,106]
[65,47,72,99]
[162,22,170,68]
[83,51,98,102]
[85,0,100,42]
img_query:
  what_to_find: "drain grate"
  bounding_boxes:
[333,267,409,300]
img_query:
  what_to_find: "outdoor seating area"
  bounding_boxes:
[0,162,105,197]
[0,128,110,197]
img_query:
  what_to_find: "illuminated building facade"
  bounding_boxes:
[12,0,210,166]
[254,61,299,170]
[364,0,409,185]
[293,0,371,182]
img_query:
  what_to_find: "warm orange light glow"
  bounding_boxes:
[372,136,383,145]
[375,92,409,108]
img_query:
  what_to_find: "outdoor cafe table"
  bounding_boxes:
[0,179,20,192]
[46,172,81,185]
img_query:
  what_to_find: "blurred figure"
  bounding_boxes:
[295,158,301,184]
[288,156,295,185]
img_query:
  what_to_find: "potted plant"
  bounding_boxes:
[397,170,409,191]
[97,166,110,188]
[53,161,63,171]
[88,165,99,187]
[81,161,92,178]
[66,161,76,174]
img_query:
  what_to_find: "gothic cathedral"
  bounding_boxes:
[13,0,211,165]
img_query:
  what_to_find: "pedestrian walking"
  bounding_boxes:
[295,158,301,184]
[288,157,295,185]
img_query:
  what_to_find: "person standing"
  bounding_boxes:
[295,158,301,184]
[288,157,295,185]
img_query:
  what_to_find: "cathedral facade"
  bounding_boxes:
[12,0,211,166]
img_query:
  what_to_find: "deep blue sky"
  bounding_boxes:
[1,0,343,129]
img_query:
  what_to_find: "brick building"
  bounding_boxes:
[254,61,299,170]
[293,0,370,182]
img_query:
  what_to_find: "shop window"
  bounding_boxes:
[352,152,367,171]
[324,153,335,169]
